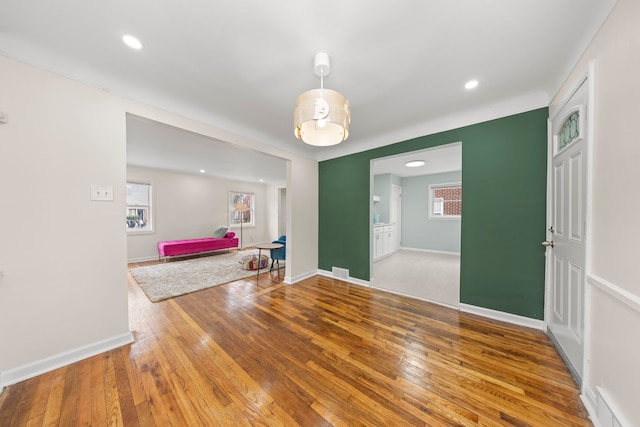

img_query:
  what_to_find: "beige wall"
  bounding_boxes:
[127,166,280,262]
[0,55,319,386]
[550,0,640,424]
[286,157,319,282]
[0,56,131,376]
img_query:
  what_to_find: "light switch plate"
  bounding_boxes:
[91,184,114,201]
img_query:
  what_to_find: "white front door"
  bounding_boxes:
[546,77,589,382]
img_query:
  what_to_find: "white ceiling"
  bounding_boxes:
[127,116,288,184]
[1,1,616,181]
[373,143,461,178]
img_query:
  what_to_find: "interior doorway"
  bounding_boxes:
[125,114,288,263]
[370,143,462,307]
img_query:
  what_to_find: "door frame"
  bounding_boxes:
[544,61,595,387]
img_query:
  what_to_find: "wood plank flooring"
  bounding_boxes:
[0,260,592,426]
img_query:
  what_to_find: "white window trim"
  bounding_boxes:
[428,182,462,220]
[126,180,154,234]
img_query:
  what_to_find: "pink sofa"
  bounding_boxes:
[157,232,238,260]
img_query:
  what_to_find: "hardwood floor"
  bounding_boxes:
[0,261,592,426]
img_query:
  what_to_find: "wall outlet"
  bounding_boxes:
[91,184,114,201]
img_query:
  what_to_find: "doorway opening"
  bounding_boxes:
[125,114,288,264]
[370,142,462,307]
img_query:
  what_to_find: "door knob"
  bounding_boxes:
[541,241,554,248]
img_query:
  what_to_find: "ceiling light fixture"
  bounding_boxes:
[122,34,143,50]
[465,79,479,90]
[405,160,425,167]
[294,52,350,146]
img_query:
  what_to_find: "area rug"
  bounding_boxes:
[130,251,272,302]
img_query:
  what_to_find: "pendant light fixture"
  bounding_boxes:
[294,52,351,146]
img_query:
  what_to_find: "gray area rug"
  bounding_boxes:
[130,251,271,302]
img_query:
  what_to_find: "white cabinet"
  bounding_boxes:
[382,225,393,256]
[373,224,395,260]
[373,226,384,259]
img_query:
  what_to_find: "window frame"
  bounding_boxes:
[428,182,462,220]
[126,181,154,234]
[229,190,255,228]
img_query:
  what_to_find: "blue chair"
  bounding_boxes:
[270,235,286,271]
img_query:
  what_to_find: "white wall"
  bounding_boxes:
[550,0,640,424]
[0,55,319,387]
[0,56,131,383]
[286,157,319,282]
[127,166,278,261]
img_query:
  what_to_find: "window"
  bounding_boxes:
[126,181,152,232]
[229,191,255,227]
[429,183,461,219]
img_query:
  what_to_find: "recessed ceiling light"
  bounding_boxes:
[465,79,479,90]
[199,169,205,173]
[259,179,264,182]
[405,160,425,168]
[122,34,143,50]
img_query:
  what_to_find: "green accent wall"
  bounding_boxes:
[319,108,548,319]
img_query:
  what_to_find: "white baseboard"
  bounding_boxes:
[459,303,545,330]
[316,269,371,287]
[0,331,134,390]
[127,255,160,263]
[401,247,460,256]
[287,269,317,284]
[581,387,601,427]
